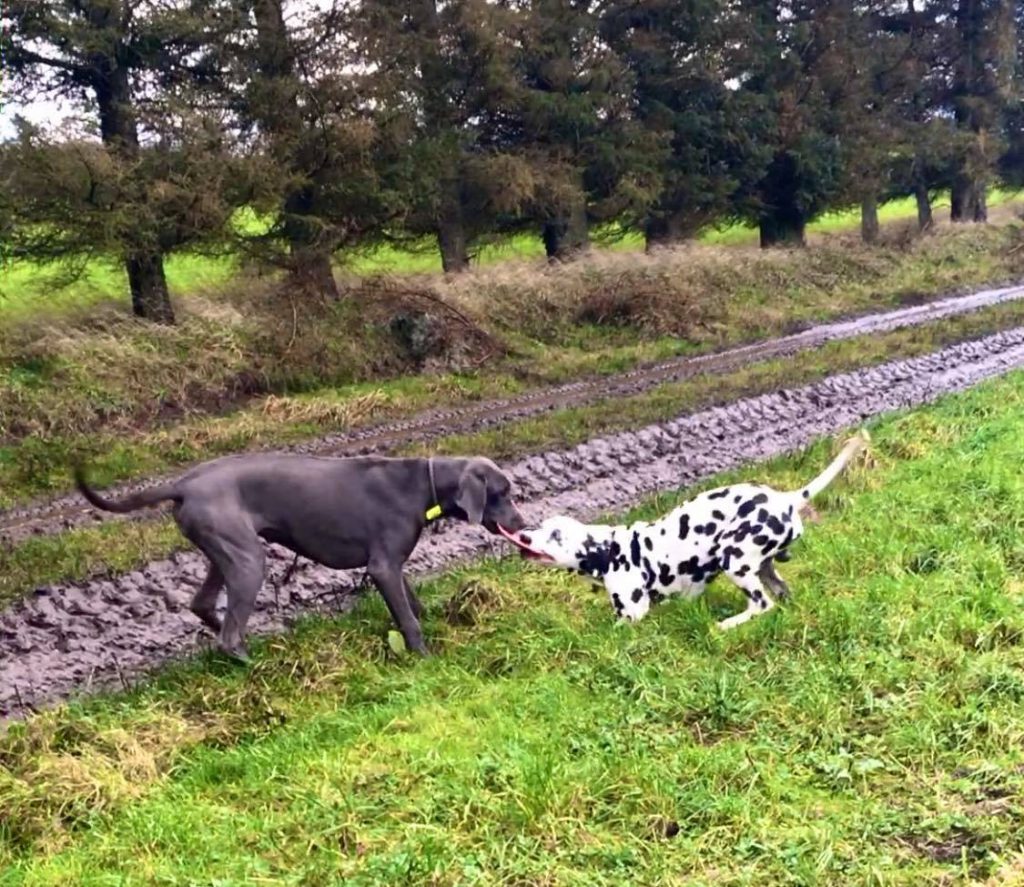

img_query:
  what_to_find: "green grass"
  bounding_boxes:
[6,296,1024,607]
[5,372,1024,883]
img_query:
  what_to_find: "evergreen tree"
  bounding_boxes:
[3,0,228,321]
[601,0,767,248]
[944,0,1017,222]
[221,0,410,297]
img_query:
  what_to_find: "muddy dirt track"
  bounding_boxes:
[3,281,1024,547]
[5,321,1024,718]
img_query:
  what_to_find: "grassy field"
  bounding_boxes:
[4,373,1024,884]
[2,190,1018,319]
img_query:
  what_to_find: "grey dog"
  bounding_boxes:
[75,454,525,660]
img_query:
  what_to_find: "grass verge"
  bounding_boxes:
[4,297,1024,608]
[3,223,1024,507]
[4,372,1024,884]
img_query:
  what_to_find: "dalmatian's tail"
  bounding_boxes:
[792,429,870,503]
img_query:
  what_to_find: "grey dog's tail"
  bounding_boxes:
[74,466,180,514]
[791,429,870,503]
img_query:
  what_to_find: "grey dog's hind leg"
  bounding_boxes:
[179,508,266,663]
[191,563,225,633]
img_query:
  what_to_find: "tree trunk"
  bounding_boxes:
[91,30,174,322]
[860,194,880,244]
[437,178,469,273]
[644,209,698,251]
[543,199,589,260]
[288,247,339,300]
[126,252,174,324]
[973,186,988,222]
[914,183,933,231]
[758,208,805,248]
[282,189,341,300]
[758,152,807,248]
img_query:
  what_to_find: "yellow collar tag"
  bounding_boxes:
[425,504,443,522]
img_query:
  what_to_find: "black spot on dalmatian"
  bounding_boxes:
[612,593,624,615]
[752,534,769,546]
[631,589,644,603]
[734,495,742,504]
[678,556,700,576]
[576,535,611,577]
[720,545,744,570]
[678,514,690,540]
[658,563,673,586]
[737,565,751,577]
[708,488,730,500]
[660,528,666,536]
[712,509,726,521]
[630,532,642,567]
[737,492,770,519]
[649,589,665,604]
[548,528,563,545]
[761,539,777,554]
[802,490,810,499]
[766,515,786,535]
[644,536,653,552]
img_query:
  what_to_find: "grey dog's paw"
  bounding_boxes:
[218,643,252,665]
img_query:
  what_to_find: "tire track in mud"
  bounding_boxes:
[4,281,1024,547]
[5,326,1024,718]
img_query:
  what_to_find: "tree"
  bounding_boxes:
[601,0,765,249]
[354,0,529,272]
[2,1,228,321]
[729,0,854,248]
[217,1,411,297]
[507,0,662,259]
[945,0,1017,222]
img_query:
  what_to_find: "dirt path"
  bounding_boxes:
[4,324,1024,718]
[3,281,1024,547]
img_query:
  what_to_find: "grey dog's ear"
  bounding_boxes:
[455,468,487,524]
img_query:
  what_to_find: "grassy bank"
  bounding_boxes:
[3,222,1024,509]
[4,372,1024,884]
[4,296,1024,607]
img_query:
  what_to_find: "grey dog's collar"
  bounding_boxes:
[426,459,442,522]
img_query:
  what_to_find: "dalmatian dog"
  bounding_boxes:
[502,431,869,630]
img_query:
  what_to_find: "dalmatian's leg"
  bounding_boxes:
[717,568,776,630]
[757,558,790,601]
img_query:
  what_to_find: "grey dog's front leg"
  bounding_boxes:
[369,560,428,654]
[403,576,425,619]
